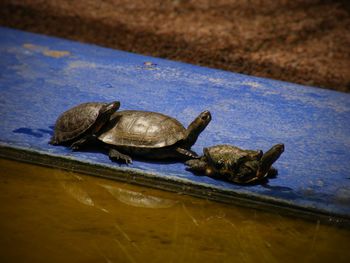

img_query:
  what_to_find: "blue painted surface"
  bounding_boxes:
[0,27,350,218]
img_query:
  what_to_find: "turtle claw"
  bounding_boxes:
[70,143,81,151]
[70,136,91,151]
[108,149,133,164]
[124,156,133,165]
[111,154,133,165]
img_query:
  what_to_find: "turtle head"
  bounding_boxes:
[185,110,212,147]
[196,110,212,132]
[102,101,120,115]
[94,101,120,132]
[256,143,284,179]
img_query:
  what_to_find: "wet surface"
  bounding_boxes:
[0,158,350,263]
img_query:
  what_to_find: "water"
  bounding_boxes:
[0,158,349,262]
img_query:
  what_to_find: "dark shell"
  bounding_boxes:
[98,110,186,148]
[205,144,262,166]
[52,102,106,143]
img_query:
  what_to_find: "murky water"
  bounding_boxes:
[0,158,349,263]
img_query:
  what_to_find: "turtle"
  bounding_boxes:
[185,143,284,184]
[50,101,120,150]
[97,110,212,163]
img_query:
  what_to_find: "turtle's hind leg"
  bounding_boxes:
[109,148,133,164]
[176,147,199,159]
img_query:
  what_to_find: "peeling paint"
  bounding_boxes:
[23,43,71,58]
[43,50,70,58]
[22,43,39,50]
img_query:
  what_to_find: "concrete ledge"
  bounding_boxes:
[1,27,350,226]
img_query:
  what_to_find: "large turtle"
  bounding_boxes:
[98,110,212,163]
[185,144,284,184]
[50,101,120,150]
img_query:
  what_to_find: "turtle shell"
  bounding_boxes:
[204,145,263,184]
[205,145,262,166]
[98,110,186,148]
[51,102,107,144]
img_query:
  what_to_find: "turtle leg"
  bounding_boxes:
[70,135,95,150]
[176,147,199,159]
[185,159,207,173]
[108,148,133,164]
[185,158,219,177]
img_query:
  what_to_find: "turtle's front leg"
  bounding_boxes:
[185,158,220,177]
[185,159,207,174]
[70,135,95,150]
[108,148,133,164]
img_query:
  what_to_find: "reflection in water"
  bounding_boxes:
[100,184,177,209]
[0,158,350,263]
[59,173,95,207]
[58,172,177,210]
[182,203,199,226]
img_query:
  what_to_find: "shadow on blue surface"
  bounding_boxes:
[13,127,54,138]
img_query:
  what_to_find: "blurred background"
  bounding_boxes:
[1,0,349,92]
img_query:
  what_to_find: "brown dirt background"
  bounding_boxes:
[1,0,349,92]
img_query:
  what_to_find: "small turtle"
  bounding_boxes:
[98,110,212,163]
[50,101,120,150]
[185,144,284,184]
